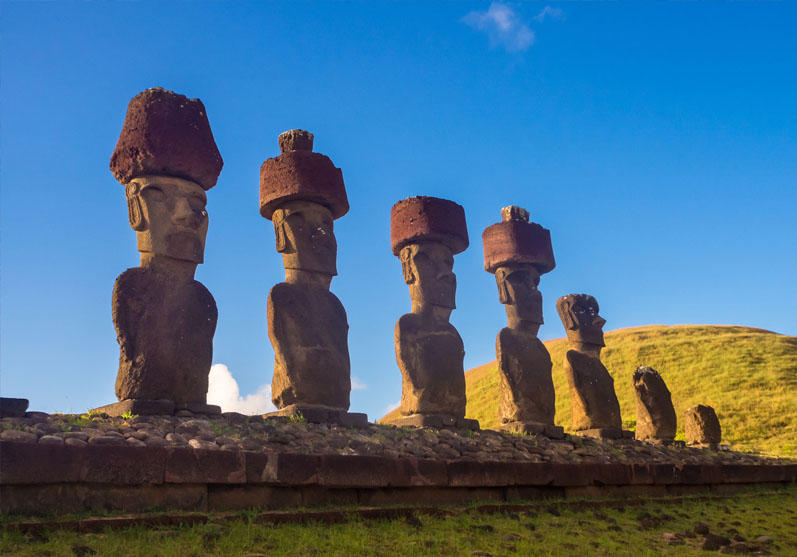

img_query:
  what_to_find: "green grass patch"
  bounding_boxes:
[2,487,795,556]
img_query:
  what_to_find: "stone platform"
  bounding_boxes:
[382,413,480,430]
[264,404,368,428]
[1,412,794,515]
[91,399,221,417]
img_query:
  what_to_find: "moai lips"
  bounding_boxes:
[484,207,561,438]
[260,131,365,426]
[556,294,625,438]
[110,88,223,190]
[384,197,478,430]
[95,88,223,417]
[633,366,677,443]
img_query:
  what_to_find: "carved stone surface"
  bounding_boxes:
[387,197,473,426]
[484,207,557,430]
[260,131,354,415]
[99,88,223,416]
[556,294,622,432]
[684,404,722,446]
[110,88,223,189]
[0,398,29,418]
[633,366,677,442]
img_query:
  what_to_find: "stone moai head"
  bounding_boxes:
[556,293,606,348]
[110,88,223,265]
[390,196,468,311]
[483,206,555,333]
[260,130,348,282]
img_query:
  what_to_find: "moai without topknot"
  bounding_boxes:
[384,196,478,430]
[684,404,722,448]
[482,206,563,438]
[633,366,677,443]
[94,87,223,416]
[259,130,367,426]
[556,294,630,439]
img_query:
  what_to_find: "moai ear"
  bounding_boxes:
[273,208,289,253]
[125,181,146,231]
[496,269,511,305]
[556,297,578,330]
[399,245,416,285]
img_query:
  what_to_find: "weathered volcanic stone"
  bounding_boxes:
[684,405,721,446]
[390,196,468,256]
[633,366,677,442]
[259,129,348,220]
[112,267,217,405]
[110,88,223,189]
[556,294,622,433]
[482,206,555,273]
[0,397,29,418]
[496,329,556,425]
[268,282,350,410]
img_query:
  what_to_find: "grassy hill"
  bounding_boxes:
[381,325,797,457]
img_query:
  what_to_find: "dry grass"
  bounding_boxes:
[382,325,797,457]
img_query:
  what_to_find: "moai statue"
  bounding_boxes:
[482,206,563,438]
[259,129,367,426]
[633,366,677,443]
[94,87,223,416]
[383,196,478,430]
[684,404,722,447]
[556,294,628,439]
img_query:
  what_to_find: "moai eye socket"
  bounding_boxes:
[143,186,166,203]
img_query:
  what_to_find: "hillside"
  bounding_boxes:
[381,325,797,457]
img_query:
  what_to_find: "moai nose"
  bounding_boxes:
[173,197,200,227]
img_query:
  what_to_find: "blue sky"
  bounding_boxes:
[2,1,795,419]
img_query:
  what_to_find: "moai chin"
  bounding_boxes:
[93,87,224,417]
[259,130,367,426]
[482,206,562,438]
[556,293,627,439]
[633,366,677,443]
[384,196,478,430]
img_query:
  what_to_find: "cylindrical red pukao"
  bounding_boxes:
[259,129,348,220]
[482,206,555,274]
[390,196,469,256]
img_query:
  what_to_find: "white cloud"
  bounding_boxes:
[207,363,276,415]
[351,376,367,391]
[384,400,400,414]
[462,2,535,52]
[533,6,564,23]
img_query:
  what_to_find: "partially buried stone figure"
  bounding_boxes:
[385,196,478,430]
[260,130,366,426]
[633,366,677,443]
[556,294,625,438]
[684,404,722,447]
[483,206,562,437]
[94,87,223,416]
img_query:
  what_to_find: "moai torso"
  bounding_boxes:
[496,328,555,424]
[113,267,217,403]
[633,366,676,441]
[563,350,621,430]
[268,282,350,409]
[395,312,466,416]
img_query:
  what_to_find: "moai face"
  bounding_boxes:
[126,175,209,264]
[557,294,606,347]
[272,199,337,276]
[400,242,456,310]
[495,264,543,329]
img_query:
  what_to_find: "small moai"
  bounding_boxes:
[684,404,722,447]
[556,294,629,439]
[633,366,677,443]
[94,87,223,416]
[384,196,478,430]
[482,206,563,438]
[259,129,367,426]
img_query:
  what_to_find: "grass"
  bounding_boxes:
[381,325,797,457]
[2,487,795,556]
